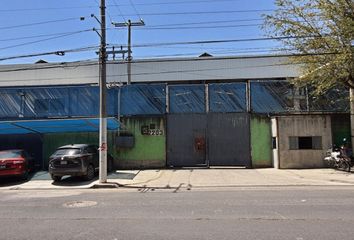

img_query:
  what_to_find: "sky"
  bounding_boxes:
[0,0,278,64]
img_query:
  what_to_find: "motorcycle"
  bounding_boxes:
[324,143,352,173]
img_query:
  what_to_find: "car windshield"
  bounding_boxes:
[0,151,22,159]
[53,148,81,156]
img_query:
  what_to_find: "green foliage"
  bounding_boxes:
[263,0,354,93]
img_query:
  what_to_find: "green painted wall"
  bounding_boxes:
[42,131,116,169]
[331,114,350,147]
[116,117,166,169]
[251,115,272,168]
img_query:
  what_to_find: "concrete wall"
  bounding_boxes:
[116,117,166,169]
[276,115,332,168]
[251,115,272,168]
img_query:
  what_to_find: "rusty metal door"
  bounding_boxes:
[207,113,251,167]
[167,114,207,167]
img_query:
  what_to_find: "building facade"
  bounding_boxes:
[0,55,349,169]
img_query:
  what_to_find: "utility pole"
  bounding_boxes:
[98,0,107,183]
[112,19,145,84]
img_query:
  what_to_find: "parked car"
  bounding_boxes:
[0,149,34,180]
[48,144,113,182]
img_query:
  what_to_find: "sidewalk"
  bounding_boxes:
[1,168,354,190]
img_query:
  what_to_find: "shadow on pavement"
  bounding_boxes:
[0,170,139,188]
[0,176,27,187]
[51,176,97,186]
[0,171,45,187]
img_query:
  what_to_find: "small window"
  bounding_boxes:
[298,137,312,149]
[289,136,322,150]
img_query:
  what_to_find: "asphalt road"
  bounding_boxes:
[0,186,354,240]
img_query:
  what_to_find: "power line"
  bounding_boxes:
[134,50,285,59]
[111,9,274,17]
[0,46,99,62]
[128,0,143,20]
[140,45,281,51]
[0,0,243,12]
[0,6,97,12]
[0,36,320,62]
[0,29,96,42]
[112,36,323,48]
[130,0,241,6]
[134,47,293,58]
[0,30,93,51]
[147,18,263,27]
[140,23,261,30]
[0,16,89,30]
[111,0,127,22]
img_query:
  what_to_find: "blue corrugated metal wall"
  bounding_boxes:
[209,83,246,112]
[251,81,292,113]
[120,84,166,115]
[0,81,349,120]
[169,85,205,113]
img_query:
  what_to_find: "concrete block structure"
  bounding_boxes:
[272,115,332,169]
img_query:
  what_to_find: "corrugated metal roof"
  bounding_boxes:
[0,55,301,87]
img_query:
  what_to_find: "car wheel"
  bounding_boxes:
[51,174,62,182]
[84,164,95,181]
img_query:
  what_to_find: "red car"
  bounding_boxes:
[0,149,34,180]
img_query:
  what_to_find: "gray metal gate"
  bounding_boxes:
[208,113,251,167]
[167,114,207,167]
[167,113,251,167]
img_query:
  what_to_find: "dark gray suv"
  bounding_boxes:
[48,144,113,182]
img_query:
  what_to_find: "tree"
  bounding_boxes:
[263,0,354,148]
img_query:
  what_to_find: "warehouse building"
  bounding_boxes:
[0,55,349,169]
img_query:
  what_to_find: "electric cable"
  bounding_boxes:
[112,35,324,48]
[128,0,143,20]
[0,46,99,62]
[0,16,90,30]
[0,30,96,42]
[110,9,274,17]
[0,0,239,12]
[0,29,93,51]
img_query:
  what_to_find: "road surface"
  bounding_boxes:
[0,186,353,240]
